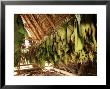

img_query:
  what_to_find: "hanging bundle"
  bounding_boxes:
[74,14,83,52]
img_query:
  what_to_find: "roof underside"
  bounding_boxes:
[20,14,71,44]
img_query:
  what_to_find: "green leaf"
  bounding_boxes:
[54,54,59,63]
[18,27,26,34]
[67,25,73,43]
[63,54,69,65]
[74,22,83,52]
[56,32,60,42]
[57,27,66,41]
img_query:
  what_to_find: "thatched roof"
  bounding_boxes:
[20,14,71,43]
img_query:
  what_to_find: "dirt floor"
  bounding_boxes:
[14,60,97,76]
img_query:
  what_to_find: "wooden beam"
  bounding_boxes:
[30,14,45,37]
[23,14,41,41]
[45,15,56,30]
[20,15,38,41]
[54,68,77,76]
[33,14,47,33]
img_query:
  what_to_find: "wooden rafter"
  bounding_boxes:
[20,15,37,40]
[29,14,45,37]
[23,14,41,41]
[27,14,42,39]
[20,14,71,44]
[45,14,56,29]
